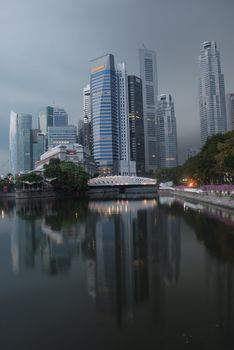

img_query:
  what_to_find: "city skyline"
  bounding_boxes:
[0,0,234,171]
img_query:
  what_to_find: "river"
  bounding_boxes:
[0,197,233,350]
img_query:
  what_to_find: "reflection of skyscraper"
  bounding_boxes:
[10,217,35,273]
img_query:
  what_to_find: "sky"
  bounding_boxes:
[0,0,234,171]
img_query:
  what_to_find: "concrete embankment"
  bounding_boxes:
[159,189,234,211]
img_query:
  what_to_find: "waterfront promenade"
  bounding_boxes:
[159,187,234,210]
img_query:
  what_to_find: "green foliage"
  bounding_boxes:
[44,159,89,192]
[156,131,234,185]
[16,172,43,184]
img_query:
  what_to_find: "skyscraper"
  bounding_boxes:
[90,54,118,175]
[157,94,178,168]
[128,75,145,175]
[9,111,32,175]
[38,106,53,134]
[47,125,77,149]
[53,107,68,127]
[198,41,227,145]
[116,63,136,176]
[225,93,234,131]
[32,129,46,169]
[139,48,159,173]
[83,84,92,153]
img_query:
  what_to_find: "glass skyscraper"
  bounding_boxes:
[198,41,227,145]
[47,125,77,149]
[38,106,53,134]
[225,93,234,131]
[139,48,159,173]
[157,94,178,168]
[9,111,32,175]
[128,75,145,175]
[53,107,68,127]
[90,54,118,175]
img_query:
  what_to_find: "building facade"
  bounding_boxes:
[225,93,234,131]
[139,48,159,173]
[32,129,46,169]
[47,125,77,149]
[38,106,53,134]
[198,41,227,145]
[116,63,136,176]
[9,111,32,175]
[90,54,118,175]
[157,94,178,168]
[128,75,145,176]
[83,84,92,154]
[53,107,68,127]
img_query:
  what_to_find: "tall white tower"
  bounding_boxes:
[116,63,136,176]
[198,41,227,145]
[139,48,158,173]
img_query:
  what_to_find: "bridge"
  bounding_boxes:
[88,175,157,187]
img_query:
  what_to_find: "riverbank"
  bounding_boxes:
[159,188,234,211]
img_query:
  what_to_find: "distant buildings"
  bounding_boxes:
[187,147,199,160]
[128,75,145,175]
[198,41,227,145]
[157,94,178,168]
[9,111,33,175]
[225,93,234,131]
[139,48,159,172]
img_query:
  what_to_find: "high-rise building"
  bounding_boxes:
[90,54,118,175]
[47,125,77,149]
[157,94,178,168]
[38,106,53,134]
[139,48,159,173]
[53,107,68,127]
[198,41,227,145]
[128,75,145,175]
[225,93,234,131]
[9,111,32,175]
[116,63,136,176]
[83,84,92,153]
[32,129,46,169]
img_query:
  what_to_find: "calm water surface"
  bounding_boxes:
[0,197,234,350]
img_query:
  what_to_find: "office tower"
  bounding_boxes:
[38,106,53,134]
[198,41,227,145]
[47,125,77,149]
[83,84,92,153]
[77,119,84,146]
[139,48,159,173]
[90,54,118,175]
[157,94,178,168]
[225,93,234,131]
[116,63,136,175]
[128,75,145,175]
[9,111,32,175]
[53,107,68,126]
[32,129,46,169]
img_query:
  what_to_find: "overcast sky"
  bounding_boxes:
[0,0,233,171]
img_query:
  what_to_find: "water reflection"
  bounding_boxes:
[0,197,234,348]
